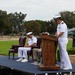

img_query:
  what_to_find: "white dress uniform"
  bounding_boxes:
[18,36,37,59]
[57,21,72,69]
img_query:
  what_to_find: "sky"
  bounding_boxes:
[0,0,75,21]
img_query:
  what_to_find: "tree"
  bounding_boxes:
[60,11,75,28]
[35,20,47,32]
[8,12,27,35]
[24,20,41,35]
[0,10,10,36]
[46,20,57,34]
[48,11,75,35]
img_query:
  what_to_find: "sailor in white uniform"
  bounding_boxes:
[54,14,72,70]
[16,32,37,62]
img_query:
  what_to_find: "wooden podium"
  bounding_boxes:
[38,34,60,70]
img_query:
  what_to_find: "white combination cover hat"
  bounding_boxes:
[53,14,61,19]
[26,32,32,36]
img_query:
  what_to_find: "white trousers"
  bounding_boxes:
[18,47,31,59]
[58,39,72,68]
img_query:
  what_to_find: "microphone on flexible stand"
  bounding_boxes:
[44,24,52,35]
[46,24,51,32]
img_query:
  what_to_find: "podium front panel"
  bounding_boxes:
[42,39,56,66]
[41,34,57,66]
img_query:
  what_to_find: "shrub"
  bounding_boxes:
[68,47,75,55]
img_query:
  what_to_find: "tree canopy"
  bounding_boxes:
[0,10,27,35]
[0,9,75,36]
[60,11,75,29]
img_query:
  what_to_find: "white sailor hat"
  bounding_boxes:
[26,32,33,36]
[53,14,61,19]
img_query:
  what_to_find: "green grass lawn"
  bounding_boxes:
[0,40,18,55]
[67,40,72,50]
[0,39,73,56]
